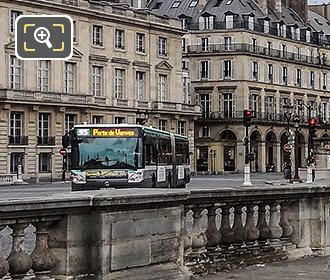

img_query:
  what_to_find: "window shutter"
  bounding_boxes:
[293,68,297,85]
[273,65,275,83]
[258,95,261,112]
[250,61,253,80]
[231,60,234,79]
[220,60,223,80]
[208,61,211,80]
[219,93,222,112]
[320,72,323,90]
[209,93,213,113]
[197,61,200,80]
[233,94,236,113]
[264,63,268,82]
[199,17,205,30]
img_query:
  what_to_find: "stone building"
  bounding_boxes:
[0,0,198,182]
[149,0,330,174]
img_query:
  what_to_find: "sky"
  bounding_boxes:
[309,0,330,4]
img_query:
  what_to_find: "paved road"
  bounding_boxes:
[196,256,330,280]
[0,173,289,200]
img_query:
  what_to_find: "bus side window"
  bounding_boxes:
[176,142,183,165]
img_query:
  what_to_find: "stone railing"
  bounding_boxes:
[1,186,330,279]
[0,175,17,185]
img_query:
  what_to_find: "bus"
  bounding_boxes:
[62,124,191,191]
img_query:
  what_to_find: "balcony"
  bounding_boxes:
[8,136,28,145]
[37,136,55,146]
[187,43,329,68]
[198,111,313,126]
[152,101,199,114]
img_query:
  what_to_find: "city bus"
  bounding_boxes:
[62,124,190,191]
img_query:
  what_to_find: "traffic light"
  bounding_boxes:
[243,110,254,126]
[308,118,317,138]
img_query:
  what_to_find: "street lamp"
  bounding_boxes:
[293,116,302,182]
[283,104,294,182]
[210,149,216,175]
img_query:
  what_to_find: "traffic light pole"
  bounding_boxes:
[243,125,252,186]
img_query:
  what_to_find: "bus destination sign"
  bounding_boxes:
[76,128,138,137]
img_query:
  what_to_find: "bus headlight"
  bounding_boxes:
[128,171,143,183]
[72,174,86,184]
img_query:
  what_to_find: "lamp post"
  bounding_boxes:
[283,104,294,182]
[210,149,216,175]
[293,116,302,182]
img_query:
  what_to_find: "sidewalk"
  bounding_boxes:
[193,256,330,280]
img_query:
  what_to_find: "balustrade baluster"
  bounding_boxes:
[7,223,33,280]
[31,221,57,280]
[191,206,207,254]
[232,205,246,251]
[183,208,193,256]
[244,204,260,249]
[220,206,235,259]
[279,202,295,250]
[205,205,221,251]
[269,202,283,249]
[257,204,271,249]
[0,226,9,279]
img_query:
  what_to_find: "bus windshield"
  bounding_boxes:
[77,137,142,170]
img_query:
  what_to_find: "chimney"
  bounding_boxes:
[258,0,268,14]
[288,0,308,23]
[268,0,282,14]
[324,4,328,20]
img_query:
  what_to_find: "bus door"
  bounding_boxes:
[170,133,177,188]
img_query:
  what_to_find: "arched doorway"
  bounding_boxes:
[265,131,277,171]
[220,130,237,171]
[250,130,262,172]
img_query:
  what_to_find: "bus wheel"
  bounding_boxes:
[167,173,172,188]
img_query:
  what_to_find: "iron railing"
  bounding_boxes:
[37,136,55,146]
[8,136,28,145]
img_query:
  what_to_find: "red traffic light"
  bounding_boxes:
[244,110,253,117]
[309,118,317,126]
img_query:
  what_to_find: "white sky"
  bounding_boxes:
[309,0,330,4]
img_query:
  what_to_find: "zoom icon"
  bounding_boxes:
[15,15,73,60]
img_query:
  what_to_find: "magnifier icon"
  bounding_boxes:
[34,27,53,49]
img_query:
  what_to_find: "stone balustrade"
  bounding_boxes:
[0,186,330,279]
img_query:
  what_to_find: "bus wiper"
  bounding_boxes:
[108,161,137,170]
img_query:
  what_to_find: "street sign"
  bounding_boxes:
[283,144,292,153]
[59,148,67,156]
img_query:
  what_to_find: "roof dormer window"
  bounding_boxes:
[172,1,181,8]
[199,16,214,30]
[248,16,254,30]
[225,14,234,29]
[189,0,198,7]
[264,20,269,34]
[226,0,233,4]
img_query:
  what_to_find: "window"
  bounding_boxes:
[177,121,186,136]
[182,60,189,70]
[158,37,167,56]
[223,93,235,118]
[200,61,210,80]
[172,1,181,8]
[199,93,211,118]
[306,30,311,43]
[322,73,327,90]
[296,69,302,87]
[309,100,317,117]
[91,65,103,96]
[202,126,210,137]
[39,113,50,138]
[153,2,162,9]
[92,116,103,124]
[310,71,315,88]
[136,33,145,53]
[92,25,103,46]
[264,20,269,34]
[10,153,24,174]
[158,119,167,131]
[39,153,51,172]
[114,116,125,124]
[265,96,276,120]
[38,61,50,92]
[267,41,272,55]
[182,38,187,52]
[224,37,232,50]
[281,66,288,85]
[189,0,198,7]
[65,114,76,132]
[249,94,261,113]
[73,21,77,42]
[199,16,214,30]
[114,69,125,99]
[248,16,254,30]
[252,61,258,81]
[10,112,22,138]
[225,15,233,29]
[183,76,190,104]
[135,71,145,100]
[294,99,304,117]
[201,37,209,51]
[10,55,22,90]
[224,60,232,79]
[251,38,257,52]
[158,74,167,102]
[181,18,186,29]
[321,102,328,122]
[65,62,76,94]
[267,64,274,83]
[10,10,22,33]
[281,44,287,58]
[115,29,125,49]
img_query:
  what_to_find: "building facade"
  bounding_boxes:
[149,0,330,174]
[0,0,198,182]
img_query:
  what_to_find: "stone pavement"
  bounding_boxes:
[194,256,330,280]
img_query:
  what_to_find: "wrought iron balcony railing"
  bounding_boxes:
[37,136,55,146]
[8,136,28,145]
[187,43,329,67]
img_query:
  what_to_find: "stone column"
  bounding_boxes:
[7,223,33,280]
[279,202,294,248]
[232,205,245,248]
[276,143,281,172]
[220,206,235,248]
[205,205,221,251]
[31,221,58,280]
[0,225,9,279]
[191,207,207,254]
[183,208,193,256]
[244,204,260,247]
[257,204,271,246]
[268,203,283,249]
[261,142,266,172]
